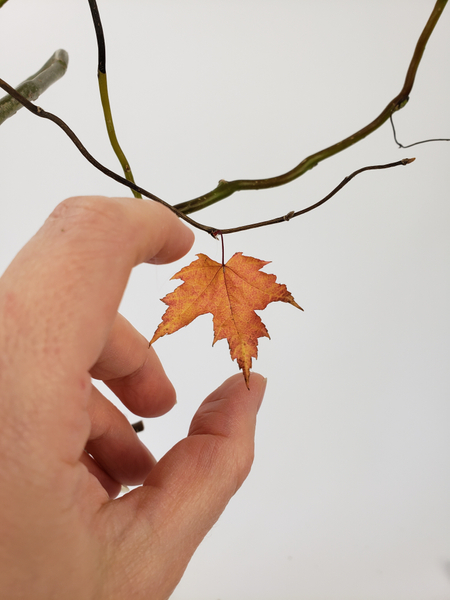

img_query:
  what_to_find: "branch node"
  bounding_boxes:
[394,97,409,111]
[283,211,296,222]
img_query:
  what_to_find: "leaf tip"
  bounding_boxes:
[243,369,251,390]
[148,329,162,347]
[286,294,304,311]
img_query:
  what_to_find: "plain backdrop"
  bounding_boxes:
[1,1,449,599]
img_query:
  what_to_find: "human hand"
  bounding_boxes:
[0,196,267,600]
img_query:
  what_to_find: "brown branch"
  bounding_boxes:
[214,159,415,236]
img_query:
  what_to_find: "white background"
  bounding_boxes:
[1,1,449,598]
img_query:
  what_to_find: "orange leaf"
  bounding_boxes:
[150,252,303,387]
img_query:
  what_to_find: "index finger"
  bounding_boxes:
[2,196,194,373]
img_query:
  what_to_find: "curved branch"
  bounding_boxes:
[0,50,68,126]
[215,159,415,236]
[0,78,412,237]
[87,0,141,198]
[175,0,447,215]
[0,0,441,237]
[0,79,419,237]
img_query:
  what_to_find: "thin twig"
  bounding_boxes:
[87,0,141,198]
[217,159,415,235]
[390,114,450,148]
[174,0,448,215]
[0,50,68,126]
[0,78,416,236]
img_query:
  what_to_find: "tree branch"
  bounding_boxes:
[0,77,412,237]
[0,1,443,237]
[0,50,68,126]
[174,0,448,215]
[87,0,141,198]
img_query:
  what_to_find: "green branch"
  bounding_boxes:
[96,71,141,199]
[87,0,141,198]
[175,0,448,215]
[0,0,10,8]
[0,49,68,126]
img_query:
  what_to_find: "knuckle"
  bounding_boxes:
[49,195,106,221]
[47,196,128,240]
[189,401,256,492]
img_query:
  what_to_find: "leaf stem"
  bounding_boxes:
[0,50,68,126]
[87,0,141,198]
[220,233,225,266]
[174,0,448,215]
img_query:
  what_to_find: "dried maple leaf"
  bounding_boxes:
[150,252,302,387]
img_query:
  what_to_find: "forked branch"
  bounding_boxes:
[0,76,416,236]
[0,1,446,237]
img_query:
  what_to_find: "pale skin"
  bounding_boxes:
[0,196,267,600]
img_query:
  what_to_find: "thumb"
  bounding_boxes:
[100,373,267,600]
